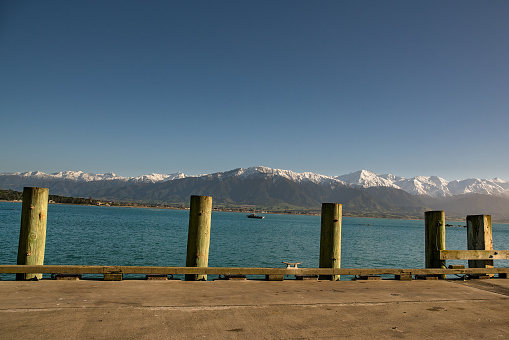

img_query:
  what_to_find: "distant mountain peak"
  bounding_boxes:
[230,166,344,186]
[3,170,189,184]
[336,170,396,188]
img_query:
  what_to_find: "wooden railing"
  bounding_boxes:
[1,265,508,280]
[440,250,509,260]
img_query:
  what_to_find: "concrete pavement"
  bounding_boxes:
[1,279,509,339]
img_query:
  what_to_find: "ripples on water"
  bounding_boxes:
[1,202,508,280]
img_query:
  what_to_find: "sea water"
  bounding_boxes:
[1,201,508,280]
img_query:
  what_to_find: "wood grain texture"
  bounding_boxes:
[16,187,49,280]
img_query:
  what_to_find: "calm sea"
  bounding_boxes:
[1,201,508,280]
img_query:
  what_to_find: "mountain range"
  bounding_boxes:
[1,167,509,221]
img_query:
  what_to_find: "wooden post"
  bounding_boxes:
[467,215,493,273]
[16,187,49,280]
[425,211,446,279]
[185,195,212,281]
[319,203,342,281]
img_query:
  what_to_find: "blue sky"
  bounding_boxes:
[1,0,508,180]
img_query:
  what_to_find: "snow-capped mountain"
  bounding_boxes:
[336,170,397,188]
[210,166,343,186]
[18,171,125,182]
[130,172,188,183]
[446,178,509,197]
[5,170,188,184]
[336,170,509,198]
[1,167,508,198]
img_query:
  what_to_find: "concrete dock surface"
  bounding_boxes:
[1,279,508,339]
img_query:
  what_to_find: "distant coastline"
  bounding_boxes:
[1,199,491,224]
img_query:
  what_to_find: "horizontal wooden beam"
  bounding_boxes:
[440,250,509,260]
[1,265,509,276]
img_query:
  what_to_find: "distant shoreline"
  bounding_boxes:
[3,199,507,224]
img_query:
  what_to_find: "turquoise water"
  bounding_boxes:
[1,201,508,280]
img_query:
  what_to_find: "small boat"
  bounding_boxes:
[247,213,264,219]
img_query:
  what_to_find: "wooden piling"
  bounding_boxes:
[185,195,212,281]
[16,187,49,280]
[425,211,446,279]
[467,215,493,273]
[319,203,342,281]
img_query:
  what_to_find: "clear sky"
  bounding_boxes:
[1,0,508,180]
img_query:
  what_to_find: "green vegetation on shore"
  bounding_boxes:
[0,189,120,207]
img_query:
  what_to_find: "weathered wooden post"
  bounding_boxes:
[425,210,446,279]
[185,195,212,281]
[467,215,493,274]
[16,187,49,280]
[319,203,342,281]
